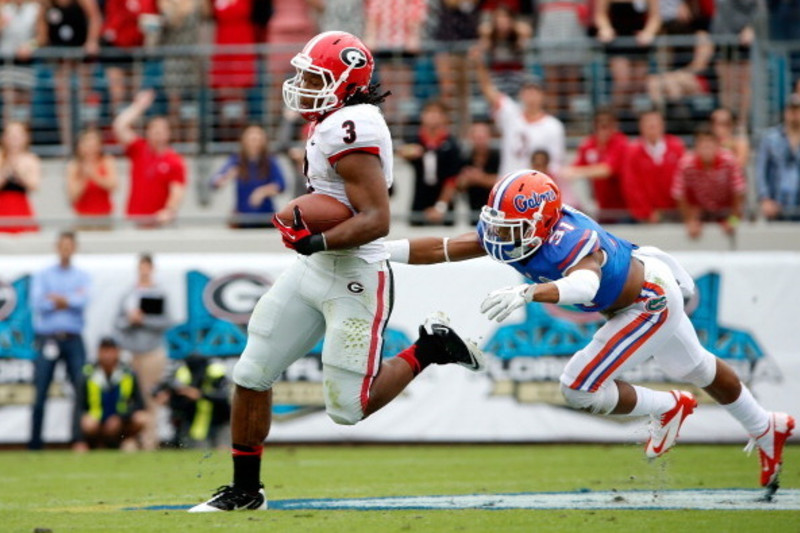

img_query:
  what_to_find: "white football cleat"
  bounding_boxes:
[645,390,697,459]
[744,412,795,489]
[188,484,267,512]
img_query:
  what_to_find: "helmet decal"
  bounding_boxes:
[340,47,368,69]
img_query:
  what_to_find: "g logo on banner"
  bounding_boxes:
[203,273,272,324]
[340,47,368,69]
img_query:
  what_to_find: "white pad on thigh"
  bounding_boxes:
[233,262,326,391]
[321,364,369,426]
[652,313,717,388]
[560,382,619,415]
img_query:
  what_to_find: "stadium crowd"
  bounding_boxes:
[0,0,799,237]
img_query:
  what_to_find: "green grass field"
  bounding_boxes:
[1,444,798,532]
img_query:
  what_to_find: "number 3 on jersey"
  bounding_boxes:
[342,120,357,144]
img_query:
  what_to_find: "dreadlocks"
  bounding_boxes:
[344,83,392,107]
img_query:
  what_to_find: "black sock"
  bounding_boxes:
[232,443,263,494]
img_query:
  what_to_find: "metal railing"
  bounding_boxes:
[1,35,799,231]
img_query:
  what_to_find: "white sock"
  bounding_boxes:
[628,386,678,417]
[722,383,770,436]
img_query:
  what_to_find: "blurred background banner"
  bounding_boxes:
[0,251,798,444]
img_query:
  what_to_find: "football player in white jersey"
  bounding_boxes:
[471,46,566,178]
[190,31,484,513]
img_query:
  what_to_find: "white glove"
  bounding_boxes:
[480,284,534,322]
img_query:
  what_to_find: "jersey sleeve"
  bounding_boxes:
[574,141,589,166]
[492,95,519,134]
[125,137,146,159]
[317,108,386,166]
[671,154,691,200]
[548,228,601,276]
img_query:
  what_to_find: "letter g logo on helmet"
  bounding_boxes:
[340,47,368,69]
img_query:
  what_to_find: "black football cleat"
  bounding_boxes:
[188,484,267,512]
[417,312,486,371]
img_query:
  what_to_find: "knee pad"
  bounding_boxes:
[675,351,717,388]
[232,357,274,391]
[560,382,619,415]
[326,406,363,426]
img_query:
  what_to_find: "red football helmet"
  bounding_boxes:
[283,31,375,121]
[480,169,563,263]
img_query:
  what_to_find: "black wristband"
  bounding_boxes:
[296,233,327,256]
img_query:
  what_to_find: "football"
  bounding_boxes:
[275,193,354,234]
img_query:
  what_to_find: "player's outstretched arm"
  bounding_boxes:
[387,232,485,265]
[323,152,392,250]
[481,253,602,322]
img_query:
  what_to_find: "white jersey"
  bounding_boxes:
[306,104,393,263]
[494,95,565,177]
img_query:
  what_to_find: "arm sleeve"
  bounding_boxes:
[606,135,628,175]
[66,272,91,311]
[557,230,600,275]
[728,156,747,195]
[171,155,187,185]
[114,291,132,331]
[30,271,55,313]
[671,156,689,200]
[270,157,286,192]
[125,137,146,159]
[492,95,517,134]
[318,110,384,166]
[574,143,588,166]
[755,134,772,200]
[209,155,237,188]
[550,120,566,171]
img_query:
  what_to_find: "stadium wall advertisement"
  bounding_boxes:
[1,252,798,445]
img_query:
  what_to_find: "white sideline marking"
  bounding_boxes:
[271,489,800,511]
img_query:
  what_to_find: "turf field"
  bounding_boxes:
[1,444,798,532]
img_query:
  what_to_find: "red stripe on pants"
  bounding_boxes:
[360,270,386,412]
[569,312,648,390]
[588,309,668,392]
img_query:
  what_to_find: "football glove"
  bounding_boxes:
[272,206,327,256]
[480,284,534,322]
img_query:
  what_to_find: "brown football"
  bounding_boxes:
[275,193,354,233]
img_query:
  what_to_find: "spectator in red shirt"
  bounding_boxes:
[211,0,258,140]
[112,90,186,226]
[622,109,685,223]
[100,0,158,116]
[66,128,118,224]
[562,107,630,223]
[673,124,746,240]
[0,122,40,233]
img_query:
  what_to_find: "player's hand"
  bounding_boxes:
[480,284,533,322]
[272,206,326,256]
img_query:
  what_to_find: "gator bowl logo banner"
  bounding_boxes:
[166,270,412,421]
[483,272,782,406]
[0,276,35,360]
